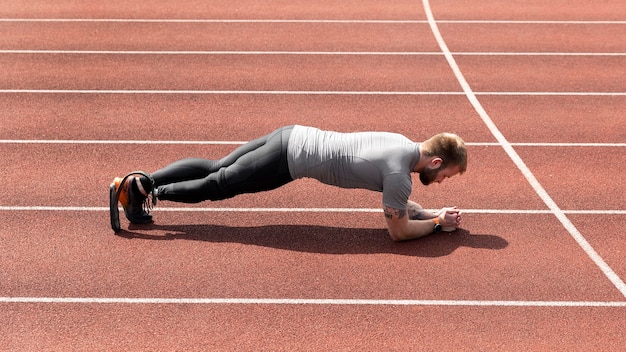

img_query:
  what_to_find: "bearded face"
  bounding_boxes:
[419,166,440,185]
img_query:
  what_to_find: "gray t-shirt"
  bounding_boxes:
[287,125,420,209]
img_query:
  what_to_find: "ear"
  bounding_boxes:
[430,157,443,169]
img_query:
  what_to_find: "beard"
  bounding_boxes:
[419,166,440,185]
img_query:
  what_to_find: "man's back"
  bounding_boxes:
[287,125,420,209]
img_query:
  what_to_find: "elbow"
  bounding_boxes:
[388,229,409,242]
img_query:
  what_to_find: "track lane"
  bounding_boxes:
[3,21,624,54]
[480,95,626,143]
[0,144,547,210]
[2,54,623,92]
[430,0,626,21]
[0,53,460,92]
[0,94,495,142]
[439,22,626,53]
[516,146,626,210]
[1,211,622,301]
[0,21,439,52]
[2,94,624,144]
[2,303,624,351]
[0,0,425,20]
[455,55,626,93]
[569,214,626,280]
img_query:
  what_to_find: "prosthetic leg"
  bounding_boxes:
[109,171,155,232]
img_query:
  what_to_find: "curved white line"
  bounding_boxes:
[422,0,626,297]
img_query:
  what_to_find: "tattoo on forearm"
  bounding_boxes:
[407,202,434,220]
[409,209,426,220]
[407,202,421,220]
[384,206,406,219]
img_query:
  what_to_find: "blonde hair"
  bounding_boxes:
[421,133,467,173]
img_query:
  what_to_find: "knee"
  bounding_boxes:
[204,169,232,201]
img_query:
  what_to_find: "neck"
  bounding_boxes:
[414,148,429,172]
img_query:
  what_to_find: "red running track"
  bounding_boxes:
[1,0,625,350]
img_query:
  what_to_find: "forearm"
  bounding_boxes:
[384,205,437,241]
[406,200,436,220]
[385,202,461,241]
[392,219,437,241]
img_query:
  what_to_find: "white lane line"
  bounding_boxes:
[0,206,623,215]
[2,50,443,55]
[1,296,625,306]
[0,90,625,96]
[1,50,624,56]
[0,140,250,145]
[439,20,626,25]
[455,52,626,56]
[422,0,626,297]
[502,143,626,147]
[478,92,626,96]
[2,19,431,23]
[1,18,625,24]
[1,140,625,147]
[0,90,465,95]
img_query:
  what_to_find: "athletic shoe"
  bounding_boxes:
[112,172,155,225]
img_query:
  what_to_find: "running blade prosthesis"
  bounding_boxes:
[109,180,121,232]
[109,172,154,232]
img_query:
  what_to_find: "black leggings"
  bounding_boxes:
[152,126,294,203]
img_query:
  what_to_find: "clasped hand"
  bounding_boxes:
[436,206,461,232]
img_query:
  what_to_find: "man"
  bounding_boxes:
[110,125,467,241]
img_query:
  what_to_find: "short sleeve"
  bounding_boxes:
[382,173,412,209]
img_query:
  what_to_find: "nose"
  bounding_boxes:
[437,175,449,184]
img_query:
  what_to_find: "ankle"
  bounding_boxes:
[134,175,153,197]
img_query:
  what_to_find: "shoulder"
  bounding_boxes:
[382,173,412,209]
[383,172,412,187]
